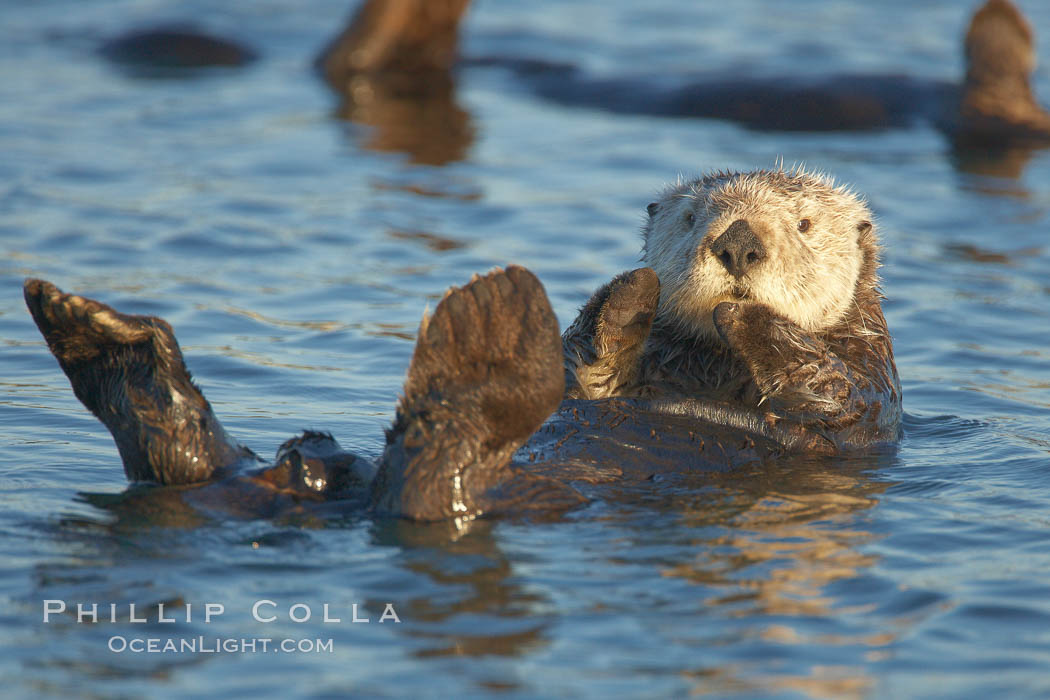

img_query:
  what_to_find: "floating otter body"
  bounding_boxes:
[95,1,1050,164]
[26,168,900,522]
[564,169,901,452]
[99,27,257,70]
[516,0,1050,145]
[319,0,1050,146]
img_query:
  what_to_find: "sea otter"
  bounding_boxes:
[317,0,1050,145]
[563,168,901,452]
[95,1,1049,165]
[99,27,257,70]
[25,168,900,522]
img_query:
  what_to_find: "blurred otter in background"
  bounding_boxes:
[317,0,1050,161]
[97,1,472,164]
[99,26,257,72]
[958,0,1050,145]
[96,1,1049,167]
[316,0,468,81]
[314,0,474,165]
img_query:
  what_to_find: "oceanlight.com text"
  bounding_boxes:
[107,636,335,654]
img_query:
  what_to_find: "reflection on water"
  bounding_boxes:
[670,458,888,618]
[952,142,1041,181]
[331,73,475,166]
[944,243,1021,264]
[387,228,468,252]
[38,449,897,696]
[618,454,894,697]
[371,519,550,660]
[950,141,1049,197]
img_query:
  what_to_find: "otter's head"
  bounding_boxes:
[642,168,876,342]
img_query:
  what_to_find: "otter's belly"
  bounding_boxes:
[515,398,786,485]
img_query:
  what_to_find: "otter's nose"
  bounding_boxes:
[710,219,766,278]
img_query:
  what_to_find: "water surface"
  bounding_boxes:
[2,0,1050,697]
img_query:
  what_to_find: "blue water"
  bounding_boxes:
[2,0,1050,697]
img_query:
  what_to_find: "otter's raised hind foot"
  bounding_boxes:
[24,279,252,485]
[959,0,1050,144]
[563,267,660,399]
[370,266,585,520]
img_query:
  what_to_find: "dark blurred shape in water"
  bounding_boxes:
[956,0,1050,146]
[99,26,257,73]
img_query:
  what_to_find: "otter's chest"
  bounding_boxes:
[636,337,757,404]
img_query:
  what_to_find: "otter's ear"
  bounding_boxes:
[647,202,659,217]
[857,220,872,235]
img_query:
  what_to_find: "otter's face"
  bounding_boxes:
[642,170,873,341]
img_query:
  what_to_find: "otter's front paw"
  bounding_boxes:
[713,301,802,390]
[564,267,660,399]
[714,301,856,420]
[595,267,660,356]
[713,301,780,351]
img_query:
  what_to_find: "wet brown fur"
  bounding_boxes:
[25,269,586,522]
[370,266,584,521]
[23,280,253,485]
[564,169,901,451]
[24,175,899,521]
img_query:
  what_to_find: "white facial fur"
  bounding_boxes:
[642,168,872,341]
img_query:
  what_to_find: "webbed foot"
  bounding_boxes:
[24,279,251,485]
[371,266,584,520]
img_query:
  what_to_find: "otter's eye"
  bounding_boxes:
[797,218,811,233]
[647,202,659,217]
[683,210,695,225]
